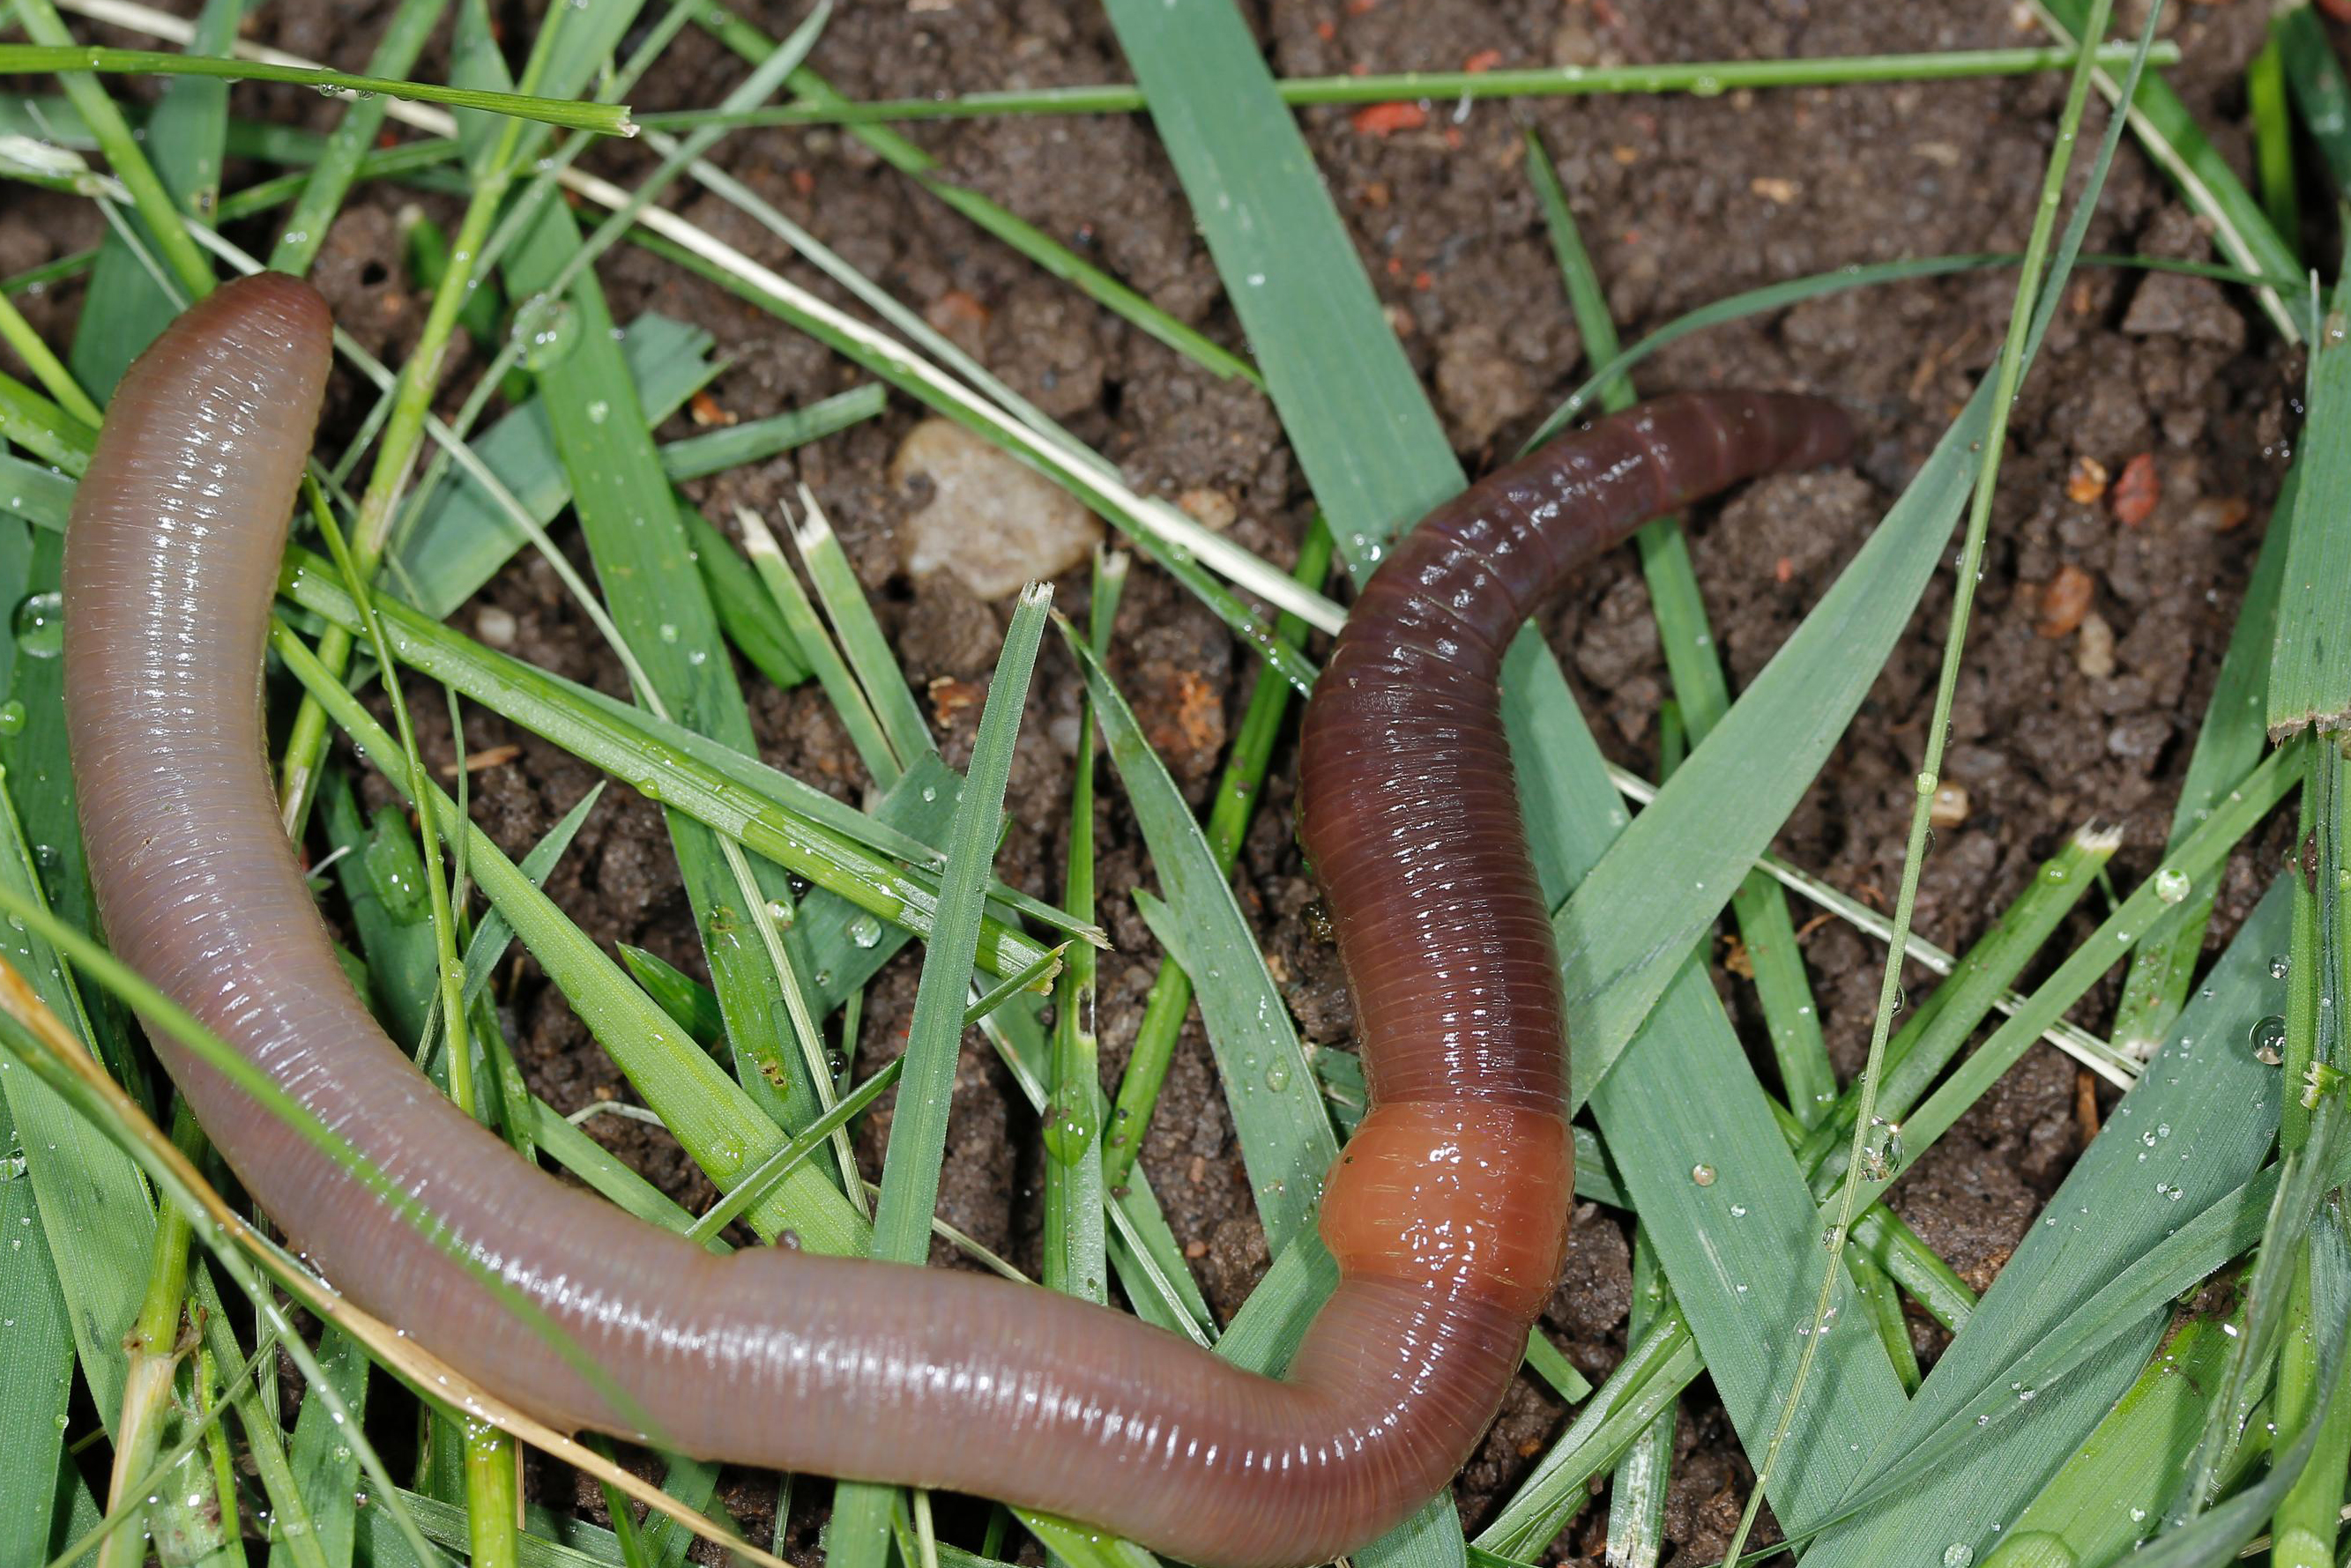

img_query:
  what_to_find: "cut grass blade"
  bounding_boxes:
[734,502,898,786]
[0,45,636,135]
[829,583,1050,1568]
[792,487,936,774]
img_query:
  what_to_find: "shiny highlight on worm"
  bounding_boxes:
[63,274,1849,1567]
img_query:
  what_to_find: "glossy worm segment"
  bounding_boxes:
[62,274,1850,1568]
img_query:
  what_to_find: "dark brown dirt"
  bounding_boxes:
[4,0,2318,1563]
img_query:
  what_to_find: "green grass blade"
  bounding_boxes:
[1527,123,1834,1124]
[391,315,718,618]
[688,0,1257,389]
[830,584,1050,1568]
[274,555,1056,981]
[0,45,634,136]
[502,197,839,1160]
[1044,561,1120,1303]
[0,769,153,1428]
[17,0,212,321]
[659,387,884,481]
[2113,461,2296,1055]
[1981,1297,2241,1567]
[2035,0,2302,341]
[1067,631,1338,1258]
[677,505,810,690]
[2280,4,2351,201]
[2251,23,2303,254]
[2272,275,2351,738]
[264,0,450,274]
[618,945,728,1051]
[2270,1237,2351,1567]
[1104,519,1332,1193]
[1798,877,2296,1562]
[0,1068,75,1564]
[1476,1309,1701,1559]
[266,1326,370,1568]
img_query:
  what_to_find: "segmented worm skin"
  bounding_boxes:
[63,273,1850,1568]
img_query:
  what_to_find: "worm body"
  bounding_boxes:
[63,274,1849,1568]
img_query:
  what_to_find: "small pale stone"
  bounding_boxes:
[474,606,518,649]
[890,419,1104,598]
[1930,782,1970,829]
[2076,611,2117,680]
[1175,487,1239,533]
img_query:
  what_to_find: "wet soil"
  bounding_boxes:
[4,0,2319,1562]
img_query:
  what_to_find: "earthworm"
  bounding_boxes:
[63,272,1850,1568]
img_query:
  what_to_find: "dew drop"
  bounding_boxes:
[12,592,62,658]
[2251,1014,2288,1065]
[1691,1163,1715,1186]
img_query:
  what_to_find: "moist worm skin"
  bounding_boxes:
[63,273,1851,1568]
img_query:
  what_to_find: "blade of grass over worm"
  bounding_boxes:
[828,583,1050,1568]
[0,739,153,1429]
[734,502,898,786]
[272,554,1063,978]
[1798,876,2295,1562]
[0,966,789,1568]
[269,620,870,1255]
[1065,631,1337,1259]
[1099,0,1903,1546]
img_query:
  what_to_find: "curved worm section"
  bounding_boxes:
[63,273,1849,1568]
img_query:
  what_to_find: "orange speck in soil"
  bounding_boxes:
[2110,452,2158,525]
[1352,101,1427,135]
